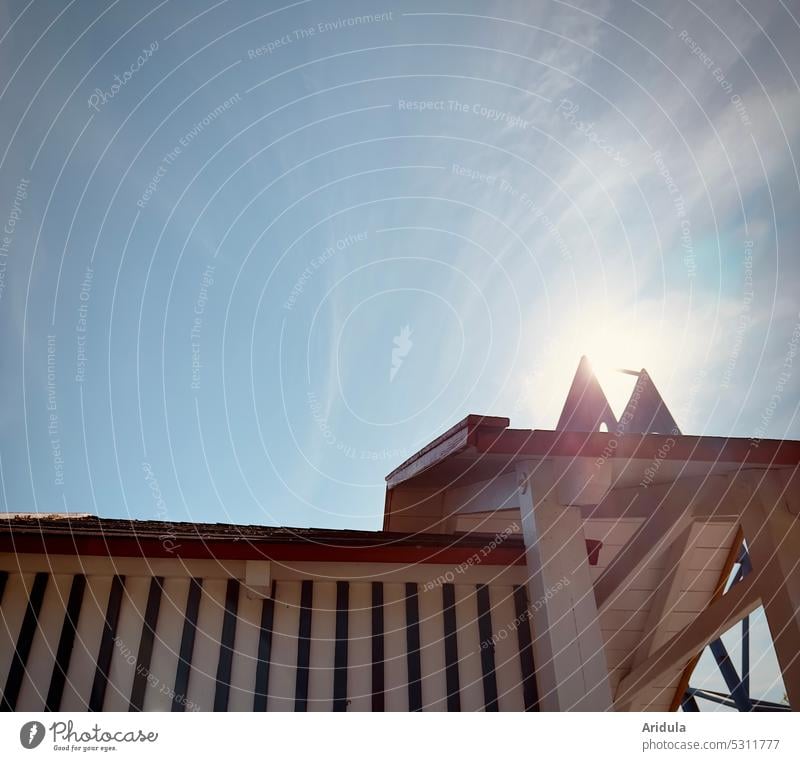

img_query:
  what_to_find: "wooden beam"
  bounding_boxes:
[582,471,756,522]
[517,460,613,711]
[740,471,800,710]
[632,523,702,669]
[594,481,700,611]
[616,574,760,709]
[668,526,744,711]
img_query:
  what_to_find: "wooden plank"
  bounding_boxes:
[333,581,349,711]
[46,574,86,711]
[418,582,446,711]
[213,579,240,711]
[1,571,47,710]
[405,583,422,711]
[185,578,225,712]
[491,585,525,711]
[306,581,335,712]
[172,577,202,712]
[88,574,125,711]
[253,582,276,712]
[129,577,164,711]
[455,583,483,711]
[268,580,300,711]
[17,574,73,711]
[383,583,408,711]
[294,580,313,711]
[346,582,371,711]
[227,582,261,712]
[370,582,385,711]
[442,584,460,711]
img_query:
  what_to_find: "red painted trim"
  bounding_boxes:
[0,533,529,566]
[476,429,800,465]
[0,533,603,567]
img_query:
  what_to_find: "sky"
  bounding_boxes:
[0,0,798,708]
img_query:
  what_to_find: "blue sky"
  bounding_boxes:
[0,0,797,706]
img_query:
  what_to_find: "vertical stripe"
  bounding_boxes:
[442,584,461,711]
[0,571,7,605]
[172,577,202,712]
[333,581,349,711]
[513,585,539,711]
[129,577,164,711]
[476,584,498,711]
[370,582,384,712]
[294,580,313,711]
[253,581,276,711]
[46,574,86,711]
[1,572,48,711]
[213,578,240,711]
[88,574,125,712]
[405,582,422,711]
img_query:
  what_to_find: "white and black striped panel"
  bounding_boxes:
[16,573,74,711]
[267,580,301,711]
[490,585,526,712]
[454,584,484,711]
[418,584,447,711]
[143,577,190,712]
[382,583,409,712]
[346,582,372,711]
[0,572,35,694]
[227,587,261,712]
[184,578,227,712]
[0,568,538,711]
[60,574,114,711]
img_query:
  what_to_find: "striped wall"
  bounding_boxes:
[0,557,538,712]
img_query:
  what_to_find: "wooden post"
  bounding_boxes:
[741,471,800,710]
[516,459,613,711]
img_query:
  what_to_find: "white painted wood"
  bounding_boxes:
[454,584,483,711]
[346,582,372,711]
[418,583,446,711]
[517,460,613,711]
[185,579,226,712]
[268,580,300,711]
[104,576,151,710]
[490,585,525,711]
[227,587,261,711]
[0,572,33,690]
[382,583,408,711]
[16,573,73,710]
[61,575,113,710]
[443,473,519,515]
[143,577,189,711]
[307,581,336,711]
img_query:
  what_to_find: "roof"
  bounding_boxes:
[385,414,800,490]
[0,513,526,565]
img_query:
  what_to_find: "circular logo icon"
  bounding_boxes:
[20,721,45,750]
